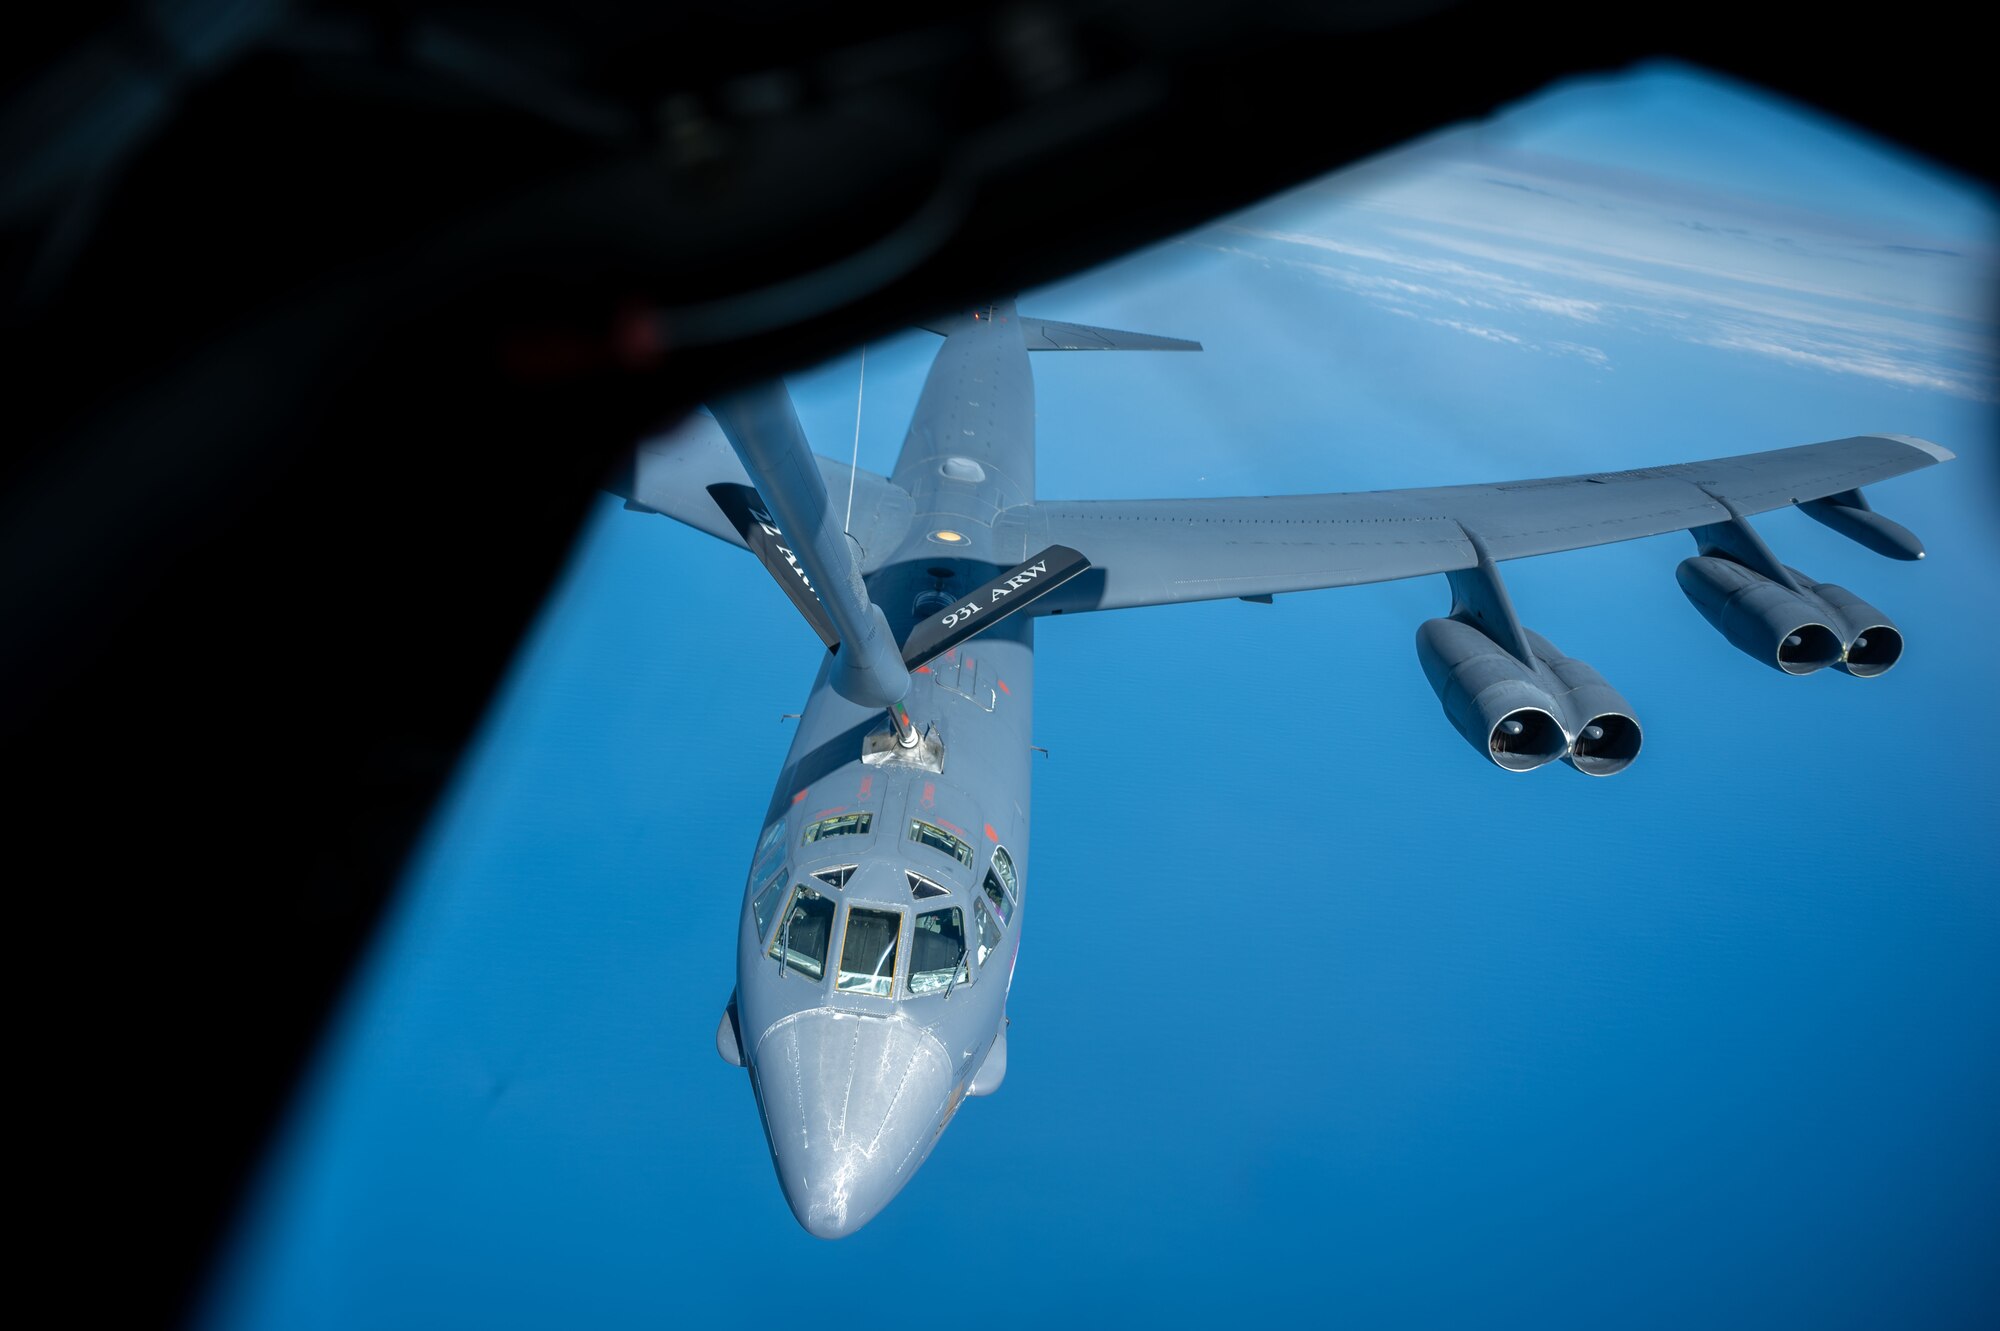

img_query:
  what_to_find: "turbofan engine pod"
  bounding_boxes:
[1675,556,1902,677]
[1416,618,1643,775]
[1521,630,1645,777]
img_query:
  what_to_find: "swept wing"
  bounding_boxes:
[995,434,1952,614]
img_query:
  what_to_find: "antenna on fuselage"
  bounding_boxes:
[844,346,864,537]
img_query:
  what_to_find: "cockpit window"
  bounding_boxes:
[990,846,1018,899]
[981,868,1013,927]
[907,871,949,900]
[768,884,835,980]
[974,898,1003,968]
[750,871,786,940]
[908,819,973,867]
[909,908,966,995]
[803,812,872,844]
[750,821,785,888]
[835,907,902,997]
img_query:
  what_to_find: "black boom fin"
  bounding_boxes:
[707,483,841,650]
[900,545,1091,670]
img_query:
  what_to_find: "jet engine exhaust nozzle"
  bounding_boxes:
[1777,623,1845,675]
[1676,556,1903,678]
[1522,629,1644,777]
[1416,618,1644,777]
[1810,579,1905,677]
[1839,624,1903,677]
[1417,618,1566,774]
[1488,707,1567,772]
[1564,712,1642,777]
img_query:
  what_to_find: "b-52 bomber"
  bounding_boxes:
[611,298,1952,1238]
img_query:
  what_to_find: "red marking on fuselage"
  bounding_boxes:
[791,789,808,805]
[996,679,1010,696]
[810,805,848,821]
[984,823,998,842]
[915,665,931,674]
[920,782,935,808]
[934,816,967,838]
[858,775,873,799]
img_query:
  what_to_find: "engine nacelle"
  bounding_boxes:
[1675,556,1902,677]
[1416,618,1642,775]
[1521,630,1645,777]
[1812,579,1904,678]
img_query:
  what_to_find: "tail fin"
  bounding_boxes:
[921,308,1200,351]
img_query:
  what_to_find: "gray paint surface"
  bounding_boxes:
[618,297,1952,1238]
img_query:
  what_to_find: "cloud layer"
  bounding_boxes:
[1203,145,1997,402]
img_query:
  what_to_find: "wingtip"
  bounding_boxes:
[1873,433,1956,463]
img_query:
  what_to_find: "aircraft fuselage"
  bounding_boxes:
[730,305,1039,1237]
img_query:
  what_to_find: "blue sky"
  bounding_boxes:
[205,64,1998,1330]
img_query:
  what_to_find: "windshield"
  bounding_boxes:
[909,819,973,867]
[981,867,1013,927]
[803,812,872,843]
[974,898,1003,968]
[750,871,786,940]
[750,821,785,888]
[990,846,1018,898]
[906,871,948,900]
[908,908,966,995]
[835,907,902,997]
[768,884,835,980]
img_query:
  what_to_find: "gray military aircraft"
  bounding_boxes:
[611,297,1952,1239]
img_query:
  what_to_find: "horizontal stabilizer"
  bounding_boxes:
[707,483,840,650]
[900,545,1091,670]
[1020,317,1201,352]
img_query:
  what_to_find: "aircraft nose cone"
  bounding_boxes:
[753,1009,956,1239]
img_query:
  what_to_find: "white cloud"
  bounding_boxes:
[1520,295,1604,322]
[1430,318,1522,345]
[1207,180,1995,403]
[1703,331,1994,399]
[1550,341,1612,368]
